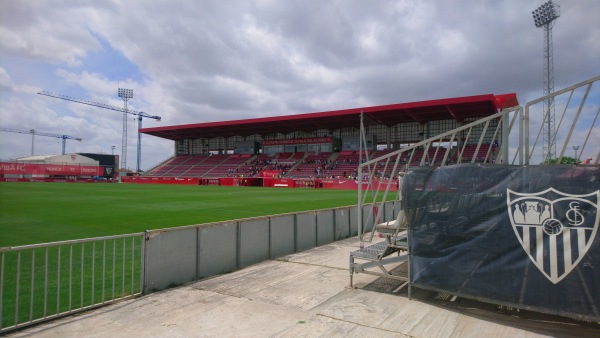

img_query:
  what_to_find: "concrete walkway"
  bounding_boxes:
[7,237,599,337]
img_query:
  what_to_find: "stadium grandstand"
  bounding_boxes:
[137,93,518,188]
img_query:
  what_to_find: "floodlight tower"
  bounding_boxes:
[532,0,560,162]
[118,88,133,170]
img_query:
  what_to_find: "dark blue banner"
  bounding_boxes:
[403,164,600,321]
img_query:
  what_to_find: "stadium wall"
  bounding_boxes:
[122,175,399,191]
[143,202,394,292]
[0,178,111,183]
[121,176,200,185]
[0,162,103,177]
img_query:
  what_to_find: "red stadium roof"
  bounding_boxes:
[141,93,518,141]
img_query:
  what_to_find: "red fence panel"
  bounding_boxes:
[263,178,295,188]
[0,162,102,177]
[121,177,200,185]
[0,163,26,175]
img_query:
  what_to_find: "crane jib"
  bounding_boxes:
[37,90,161,172]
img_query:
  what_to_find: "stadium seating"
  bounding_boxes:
[202,154,249,177]
[146,149,458,180]
[285,152,335,178]
[290,152,305,160]
[459,144,494,163]
[276,152,293,160]
[147,154,275,178]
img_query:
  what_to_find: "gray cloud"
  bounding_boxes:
[1,0,599,169]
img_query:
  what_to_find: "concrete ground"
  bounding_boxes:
[6,237,599,338]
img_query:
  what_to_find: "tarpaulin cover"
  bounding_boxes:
[403,164,600,321]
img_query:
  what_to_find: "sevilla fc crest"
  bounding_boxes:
[507,188,599,284]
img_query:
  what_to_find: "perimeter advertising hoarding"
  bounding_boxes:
[121,177,200,185]
[262,178,295,188]
[0,162,103,176]
[403,164,600,321]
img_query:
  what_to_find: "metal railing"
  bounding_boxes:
[0,233,145,333]
[352,74,600,322]
[357,74,600,243]
[523,74,600,165]
[357,106,522,244]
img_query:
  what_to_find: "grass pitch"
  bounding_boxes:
[0,182,360,329]
[0,182,358,247]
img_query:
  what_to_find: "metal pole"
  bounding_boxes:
[502,110,509,164]
[137,117,142,172]
[523,106,529,165]
[122,106,127,170]
[118,88,133,171]
[532,1,560,162]
[358,113,364,249]
[30,129,35,156]
[544,23,556,162]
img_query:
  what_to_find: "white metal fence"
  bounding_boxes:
[523,74,600,165]
[1,204,390,334]
[0,233,145,333]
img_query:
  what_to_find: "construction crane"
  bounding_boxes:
[38,91,161,172]
[0,127,82,156]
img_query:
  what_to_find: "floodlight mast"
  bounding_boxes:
[118,88,133,170]
[532,0,560,162]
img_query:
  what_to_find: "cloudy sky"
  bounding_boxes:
[1,0,599,170]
